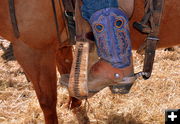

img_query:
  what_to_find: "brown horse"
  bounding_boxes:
[0,0,72,123]
[0,0,180,124]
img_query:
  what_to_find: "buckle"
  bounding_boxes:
[64,11,74,17]
[147,36,159,41]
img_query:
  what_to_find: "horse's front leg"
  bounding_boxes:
[13,41,58,124]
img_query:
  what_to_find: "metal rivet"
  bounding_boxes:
[114,73,120,78]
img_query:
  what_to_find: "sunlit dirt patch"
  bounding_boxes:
[0,40,179,124]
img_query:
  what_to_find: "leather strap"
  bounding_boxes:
[142,0,164,79]
[62,0,76,44]
[8,0,20,38]
[51,0,61,41]
[143,37,158,79]
[134,0,164,79]
[62,0,75,12]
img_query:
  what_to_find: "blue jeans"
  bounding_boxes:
[81,0,118,21]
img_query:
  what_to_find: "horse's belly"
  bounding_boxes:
[0,0,65,49]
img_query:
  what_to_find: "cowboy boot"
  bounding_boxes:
[87,58,134,97]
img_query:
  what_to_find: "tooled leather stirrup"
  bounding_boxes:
[134,0,164,79]
[68,41,89,99]
[68,0,90,99]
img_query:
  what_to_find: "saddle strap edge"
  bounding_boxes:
[51,0,61,41]
[8,0,20,38]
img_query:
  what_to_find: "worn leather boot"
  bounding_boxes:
[88,58,134,96]
[60,57,134,99]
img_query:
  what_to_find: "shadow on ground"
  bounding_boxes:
[106,113,143,124]
[1,43,15,61]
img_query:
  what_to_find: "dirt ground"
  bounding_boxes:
[0,40,179,124]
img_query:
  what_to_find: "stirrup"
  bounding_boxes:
[109,72,150,94]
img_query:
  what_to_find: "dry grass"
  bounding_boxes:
[0,41,179,124]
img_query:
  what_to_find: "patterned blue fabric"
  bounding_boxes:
[81,0,118,21]
[89,8,132,68]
